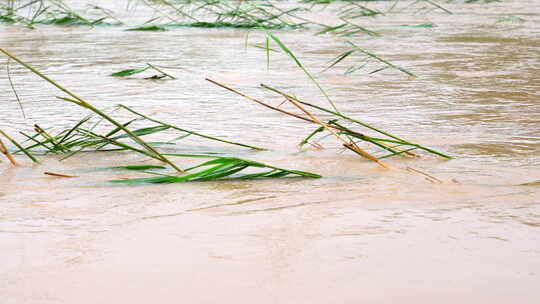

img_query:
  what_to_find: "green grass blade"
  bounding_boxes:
[346,41,416,77]
[264,30,340,113]
[111,66,150,77]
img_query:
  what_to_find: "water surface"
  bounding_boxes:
[0,0,539,303]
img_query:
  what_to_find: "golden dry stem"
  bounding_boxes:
[0,137,18,166]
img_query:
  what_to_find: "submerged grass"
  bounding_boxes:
[13,102,267,160]
[0,0,121,27]
[0,49,323,184]
[0,0,470,183]
[109,154,321,184]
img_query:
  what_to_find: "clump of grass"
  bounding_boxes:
[1,48,321,184]
[0,47,183,171]
[133,0,310,30]
[13,103,267,161]
[109,154,321,184]
[0,0,122,27]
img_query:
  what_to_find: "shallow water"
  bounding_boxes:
[1,0,539,303]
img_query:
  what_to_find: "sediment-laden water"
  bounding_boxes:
[1,0,539,303]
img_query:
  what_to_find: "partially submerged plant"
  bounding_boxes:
[0,47,183,171]
[207,78,451,169]
[130,0,310,30]
[1,48,321,185]
[109,154,321,184]
[111,63,176,79]
[0,133,18,166]
[233,32,445,168]
[0,0,122,27]
[13,104,266,160]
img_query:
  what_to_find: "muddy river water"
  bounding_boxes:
[1,0,539,303]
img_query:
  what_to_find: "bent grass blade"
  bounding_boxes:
[109,154,321,184]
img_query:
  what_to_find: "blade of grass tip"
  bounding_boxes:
[6,58,26,118]
[0,135,19,166]
[117,104,268,151]
[346,41,416,77]
[322,49,355,73]
[0,129,39,163]
[0,49,182,172]
[263,30,340,113]
[58,115,92,144]
[283,95,390,169]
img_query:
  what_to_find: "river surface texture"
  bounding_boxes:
[0,0,539,303]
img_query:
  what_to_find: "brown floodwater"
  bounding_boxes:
[0,0,539,303]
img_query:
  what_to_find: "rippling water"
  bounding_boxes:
[1,0,539,303]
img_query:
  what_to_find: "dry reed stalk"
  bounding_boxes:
[283,96,390,169]
[0,137,18,166]
[207,78,389,168]
[206,78,315,124]
[44,172,77,178]
[261,85,419,158]
[406,167,443,184]
[206,79,368,136]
